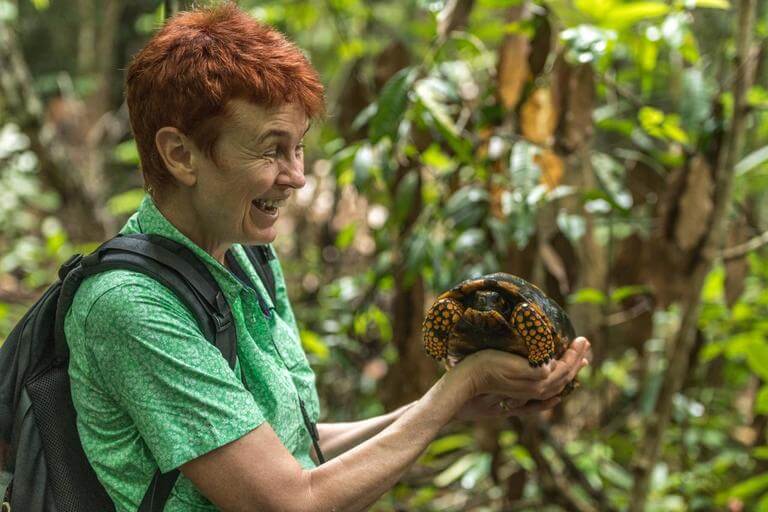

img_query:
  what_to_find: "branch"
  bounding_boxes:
[722,228,768,260]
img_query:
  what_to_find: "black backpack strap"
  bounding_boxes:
[54,233,239,512]
[55,234,237,368]
[138,469,179,512]
[243,245,277,306]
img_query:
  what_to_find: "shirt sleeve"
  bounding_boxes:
[82,277,265,473]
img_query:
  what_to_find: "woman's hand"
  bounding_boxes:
[450,337,591,421]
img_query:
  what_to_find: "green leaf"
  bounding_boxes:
[428,434,474,456]
[606,2,671,27]
[444,186,488,228]
[106,188,145,216]
[719,472,768,502]
[434,453,483,487]
[684,0,730,9]
[756,385,768,414]
[414,79,471,161]
[753,446,768,460]
[611,285,651,303]
[392,172,420,224]
[747,343,768,381]
[353,144,376,188]
[455,228,485,250]
[369,68,417,142]
[335,223,357,250]
[113,140,140,165]
[31,0,49,10]
[736,145,768,176]
[569,287,607,305]
[300,329,329,360]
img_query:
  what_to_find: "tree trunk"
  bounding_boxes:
[628,0,758,508]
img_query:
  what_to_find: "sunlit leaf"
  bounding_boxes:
[755,386,768,414]
[611,285,651,303]
[569,287,607,305]
[427,434,474,456]
[746,342,768,381]
[434,453,483,487]
[683,0,730,9]
[335,223,357,250]
[300,329,330,360]
[113,140,140,165]
[606,2,671,28]
[718,472,768,503]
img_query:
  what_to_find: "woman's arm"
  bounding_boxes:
[316,402,417,460]
[181,338,590,512]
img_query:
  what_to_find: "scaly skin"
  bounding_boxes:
[422,297,464,360]
[509,302,556,367]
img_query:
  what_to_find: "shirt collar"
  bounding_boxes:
[120,194,246,298]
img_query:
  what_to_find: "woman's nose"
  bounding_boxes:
[279,157,306,189]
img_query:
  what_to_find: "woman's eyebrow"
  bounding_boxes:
[254,125,311,145]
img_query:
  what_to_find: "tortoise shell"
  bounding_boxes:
[423,273,575,368]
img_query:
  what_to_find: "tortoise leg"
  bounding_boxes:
[423,297,464,360]
[510,302,556,367]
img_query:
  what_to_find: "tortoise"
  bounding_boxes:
[423,273,576,370]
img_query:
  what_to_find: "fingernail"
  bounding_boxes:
[574,338,585,348]
[582,358,589,366]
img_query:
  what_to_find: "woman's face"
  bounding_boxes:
[189,99,308,251]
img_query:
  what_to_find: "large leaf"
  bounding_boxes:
[686,0,731,9]
[369,67,417,143]
[605,2,672,28]
[735,145,768,176]
[414,78,472,161]
[434,453,485,487]
[719,472,768,503]
[746,342,768,381]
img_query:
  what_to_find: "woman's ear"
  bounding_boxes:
[155,127,198,187]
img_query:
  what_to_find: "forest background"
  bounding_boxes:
[1,0,767,510]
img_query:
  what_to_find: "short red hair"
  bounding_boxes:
[125,2,325,194]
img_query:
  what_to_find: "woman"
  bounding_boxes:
[64,4,591,511]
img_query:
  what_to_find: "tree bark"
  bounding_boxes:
[628,1,758,509]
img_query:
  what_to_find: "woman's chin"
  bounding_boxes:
[245,226,277,245]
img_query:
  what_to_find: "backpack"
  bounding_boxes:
[0,233,323,512]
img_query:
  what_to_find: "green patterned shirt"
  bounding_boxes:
[64,195,320,511]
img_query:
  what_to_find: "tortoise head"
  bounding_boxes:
[469,290,508,313]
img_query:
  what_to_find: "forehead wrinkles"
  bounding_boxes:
[227,100,308,142]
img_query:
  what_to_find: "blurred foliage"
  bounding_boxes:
[1,0,768,510]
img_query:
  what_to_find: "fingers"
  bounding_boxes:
[536,337,590,399]
[471,349,553,381]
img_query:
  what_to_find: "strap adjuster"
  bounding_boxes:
[212,292,232,332]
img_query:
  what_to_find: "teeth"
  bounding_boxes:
[253,199,285,209]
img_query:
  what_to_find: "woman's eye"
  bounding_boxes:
[262,148,278,158]
[295,143,305,156]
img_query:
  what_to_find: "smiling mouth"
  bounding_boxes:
[252,198,286,215]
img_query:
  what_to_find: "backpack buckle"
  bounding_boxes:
[211,311,232,333]
[58,254,83,281]
[212,292,232,333]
